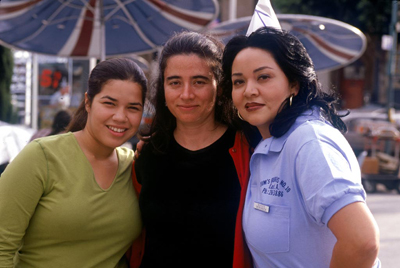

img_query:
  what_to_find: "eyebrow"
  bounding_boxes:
[232,66,273,77]
[165,75,180,81]
[192,75,211,81]
[165,75,211,81]
[100,95,143,106]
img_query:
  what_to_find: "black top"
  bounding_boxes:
[136,127,241,268]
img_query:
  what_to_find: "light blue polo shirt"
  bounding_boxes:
[243,108,380,267]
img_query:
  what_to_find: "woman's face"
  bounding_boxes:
[231,47,298,139]
[85,79,143,150]
[163,54,218,128]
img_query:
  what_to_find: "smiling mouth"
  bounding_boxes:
[107,126,127,133]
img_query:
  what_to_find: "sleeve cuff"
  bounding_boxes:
[322,193,365,225]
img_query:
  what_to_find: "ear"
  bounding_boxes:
[84,92,91,113]
[290,81,300,96]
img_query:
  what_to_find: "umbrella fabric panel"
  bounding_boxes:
[0,1,94,55]
[0,1,72,43]
[282,17,364,56]
[296,37,344,72]
[164,0,217,13]
[104,21,155,56]
[110,1,190,52]
[0,0,218,58]
[207,14,366,73]
[317,25,364,52]
[210,20,248,44]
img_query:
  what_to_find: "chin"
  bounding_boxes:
[105,137,130,149]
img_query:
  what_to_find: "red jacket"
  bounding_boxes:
[128,131,252,268]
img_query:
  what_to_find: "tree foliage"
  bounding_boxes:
[0,45,17,123]
[273,0,392,36]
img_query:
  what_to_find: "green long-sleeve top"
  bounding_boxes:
[0,132,142,268]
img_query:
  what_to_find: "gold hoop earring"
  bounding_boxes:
[238,111,244,120]
[289,94,294,107]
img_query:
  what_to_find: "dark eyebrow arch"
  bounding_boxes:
[165,75,180,81]
[100,96,117,101]
[166,75,210,81]
[192,75,210,81]
[231,72,242,77]
[232,66,273,77]
[129,102,143,107]
[254,66,272,73]
[100,96,142,106]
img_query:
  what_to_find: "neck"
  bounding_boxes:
[73,130,115,161]
[174,121,228,151]
[258,124,272,140]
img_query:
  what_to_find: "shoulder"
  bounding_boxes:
[288,119,344,147]
[34,132,75,147]
[15,139,44,159]
[23,134,72,156]
[287,120,357,167]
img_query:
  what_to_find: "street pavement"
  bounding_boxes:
[366,186,400,268]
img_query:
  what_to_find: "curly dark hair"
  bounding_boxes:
[141,31,239,154]
[222,26,347,139]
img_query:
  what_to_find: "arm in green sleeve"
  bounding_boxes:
[0,141,47,266]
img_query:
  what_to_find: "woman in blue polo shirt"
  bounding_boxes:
[221,26,380,268]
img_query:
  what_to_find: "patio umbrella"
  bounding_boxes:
[0,0,219,60]
[208,14,367,73]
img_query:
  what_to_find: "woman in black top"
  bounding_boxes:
[131,32,258,268]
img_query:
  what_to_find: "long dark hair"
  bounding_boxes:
[141,31,238,154]
[222,26,347,139]
[67,57,148,132]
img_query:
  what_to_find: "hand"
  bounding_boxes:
[134,140,145,160]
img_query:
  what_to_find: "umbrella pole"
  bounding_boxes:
[100,0,105,61]
[229,0,237,20]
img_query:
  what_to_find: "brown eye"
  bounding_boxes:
[258,75,270,81]
[232,79,244,86]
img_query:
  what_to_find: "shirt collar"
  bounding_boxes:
[253,107,324,155]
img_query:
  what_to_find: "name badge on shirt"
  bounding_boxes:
[254,202,270,213]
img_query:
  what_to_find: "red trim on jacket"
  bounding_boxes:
[127,165,145,268]
[230,132,253,268]
[128,131,252,268]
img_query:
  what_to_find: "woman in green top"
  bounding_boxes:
[0,58,147,267]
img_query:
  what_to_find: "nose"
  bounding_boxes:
[180,83,195,100]
[243,80,259,98]
[113,107,127,122]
